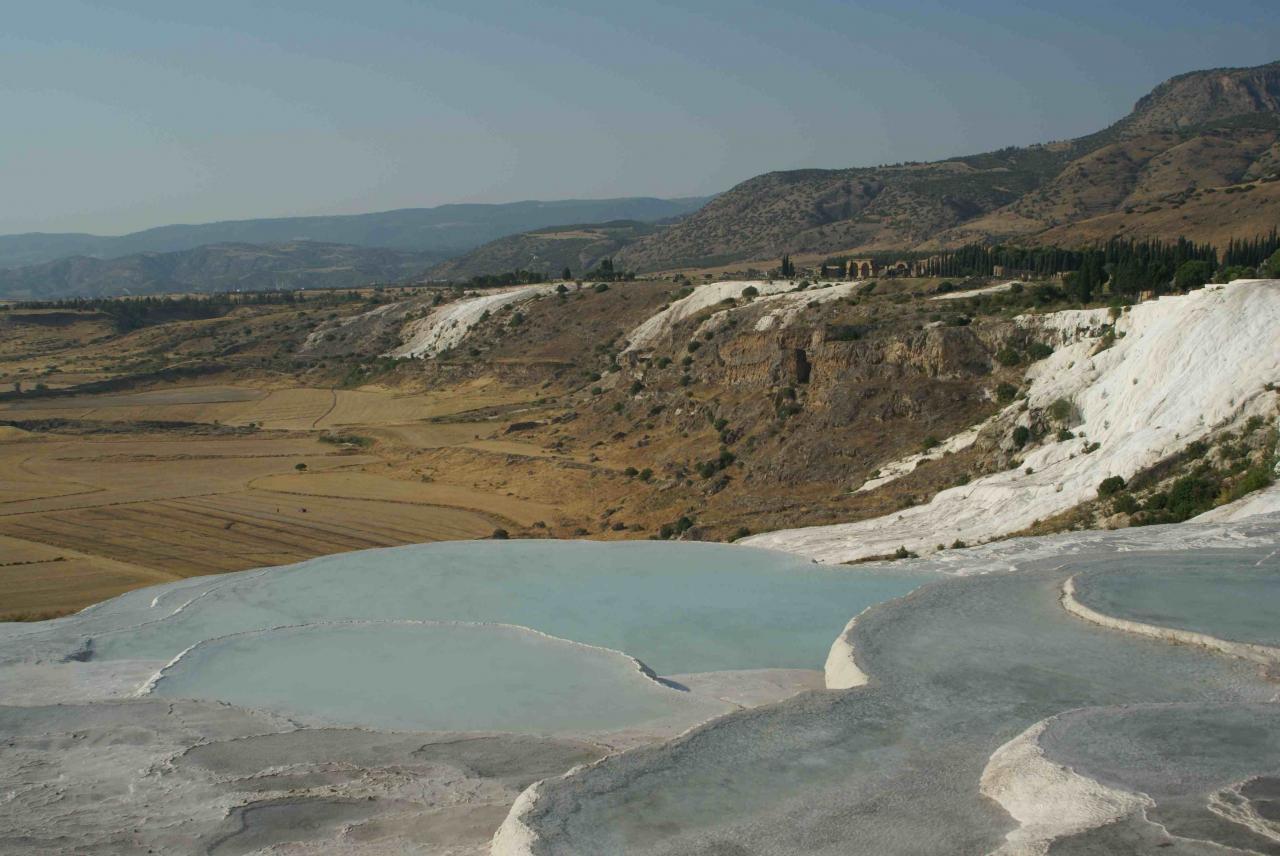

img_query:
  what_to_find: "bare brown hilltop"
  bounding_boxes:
[614,61,1280,272]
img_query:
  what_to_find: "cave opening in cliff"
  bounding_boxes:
[794,348,811,384]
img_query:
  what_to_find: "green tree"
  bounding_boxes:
[1174,260,1213,291]
[1097,475,1126,497]
[1259,249,1280,278]
[1216,264,1256,283]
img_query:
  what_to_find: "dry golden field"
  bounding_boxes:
[0,290,671,619]
[0,378,575,619]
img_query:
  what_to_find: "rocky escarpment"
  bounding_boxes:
[559,283,1041,525]
[713,324,993,392]
[1118,61,1280,137]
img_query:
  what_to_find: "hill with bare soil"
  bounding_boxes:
[616,61,1280,271]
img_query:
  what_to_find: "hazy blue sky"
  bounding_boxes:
[3,0,1276,235]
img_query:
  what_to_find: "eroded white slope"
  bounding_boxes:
[389,284,560,358]
[930,280,1020,301]
[687,282,865,343]
[749,282,862,332]
[854,426,982,493]
[623,280,800,352]
[744,280,1280,563]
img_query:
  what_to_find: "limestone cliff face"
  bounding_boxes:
[629,319,1008,487]
[709,325,993,393]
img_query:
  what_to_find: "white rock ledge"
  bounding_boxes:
[980,718,1152,856]
[1060,575,1280,668]
[823,609,873,689]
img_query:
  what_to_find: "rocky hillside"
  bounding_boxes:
[0,242,441,300]
[286,273,1274,545]
[294,277,1042,538]
[616,61,1280,271]
[1114,62,1280,137]
[426,220,667,281]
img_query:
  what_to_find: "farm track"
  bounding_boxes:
[311,388,338,428]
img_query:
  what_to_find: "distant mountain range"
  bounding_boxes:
[0,197,711,271]
[613,61,1280,271]
[8,60,1280,294]
[0,242,444,301]
[425,220,669,281]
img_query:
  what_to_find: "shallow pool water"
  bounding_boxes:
[1071,549,1280,647]
[81,540,932,674]
[11,540,931,734]
[150,621,726,733]
[514,546,1280,854]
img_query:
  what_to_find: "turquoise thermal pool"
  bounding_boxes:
[11,540,931,734]
[148,622,727,734]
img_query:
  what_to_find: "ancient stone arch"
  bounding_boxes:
[850,259,875,278]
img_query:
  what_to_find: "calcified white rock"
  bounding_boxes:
[1209,778,1280,845]
[744,280,1280,563]
[490,781,545,856]
[855,426,981,493]
[0,660,163,705]
[623,280,795,352]
[390,283,561,358]
[749,282,862,332]
[823,611,871,689]
[1014,305,1113,347]
[1061,575,1280,668]
[981,719,1152,856]
[930,280,1021,301]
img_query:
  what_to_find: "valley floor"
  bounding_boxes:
[0,380,615,618]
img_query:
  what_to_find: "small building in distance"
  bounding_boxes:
[993,265,1037,280]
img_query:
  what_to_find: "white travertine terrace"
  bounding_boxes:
[745,280,1280,563]
[624,280,810,352]
[980,719,1153,856]
[389,283,561,358]
[1061,575,1280,668]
